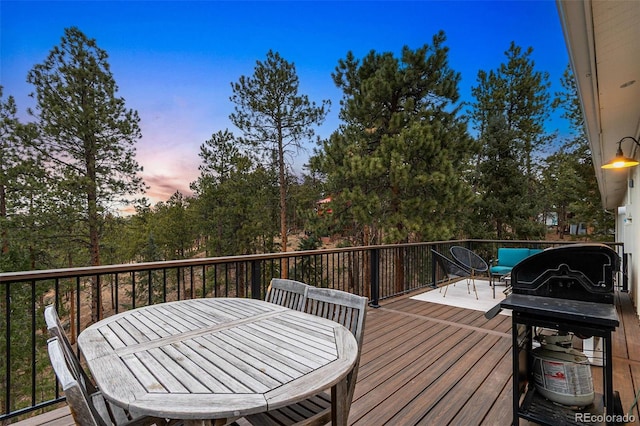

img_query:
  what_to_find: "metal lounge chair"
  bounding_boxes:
[450,246,489,300]
[431,249,472,297]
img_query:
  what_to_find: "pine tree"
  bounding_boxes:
[191,130,279,258]
[0,88,21,258]
[471,42,551,238]
[475,114,529,238]
[229,50,330,260]
[27,27,145,321]
[316,32,474,245]
[0,87,50,270]
[313,32,474,293]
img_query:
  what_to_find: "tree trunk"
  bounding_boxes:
[558,205,567,239]
[278,123,288,278]
[0,183,7,254]
[86,141,101,323]
[68,253,76,344]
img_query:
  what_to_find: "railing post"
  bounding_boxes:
[5,281,11,416]
[251,260,262,299]
[369,248,380,308]
[431,250,437,288]
[622,252,629,292]
[96,275,102,320]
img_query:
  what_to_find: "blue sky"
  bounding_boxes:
[1,0,570,205]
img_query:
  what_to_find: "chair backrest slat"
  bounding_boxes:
[47,337,104,426]
[265,278,309,311]
[44,305,98,395]
[303,287,367,407]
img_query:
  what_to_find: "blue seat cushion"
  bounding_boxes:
[490,266,513,276]
[497,248,531,267]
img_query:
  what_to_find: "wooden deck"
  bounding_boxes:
[12,289,640,425]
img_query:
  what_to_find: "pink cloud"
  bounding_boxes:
[144,173,195,203]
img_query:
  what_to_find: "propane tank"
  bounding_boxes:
[531,334,595,407]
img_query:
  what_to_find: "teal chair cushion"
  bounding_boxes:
[490,265,514,275]
[497,248,532,267]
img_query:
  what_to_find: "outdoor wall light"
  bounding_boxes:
[601,136,640,169]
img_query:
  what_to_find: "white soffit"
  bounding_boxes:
[557,0,640,210]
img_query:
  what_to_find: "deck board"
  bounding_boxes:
[11,407,74,426]
[12,289,640,426]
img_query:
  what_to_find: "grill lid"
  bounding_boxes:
[510,244,619,304]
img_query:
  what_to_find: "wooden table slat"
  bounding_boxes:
[244,321,335,365]
[232,325,327,370]
[166,339,263,393]
[145,347,212,393]
[122,352,173,393]
[112,310,284,356]
[208,330,308,379]
[265,327,357,408]
[133,393,269,419]
[87,355,150,405]
[274,313,335,339]
[125,312,167,339]
[113,317,152,345]
[260,316,337,355]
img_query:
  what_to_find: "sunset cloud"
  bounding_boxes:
[144,172,196,203]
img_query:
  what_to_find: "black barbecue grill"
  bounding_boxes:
[496,244,621,426]
[510,243,618,303]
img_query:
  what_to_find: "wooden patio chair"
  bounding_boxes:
[46,337,167,426]
[265,278,310,311]
[44,305,98,395]
[237,287,368,425]
[44,306,170,426]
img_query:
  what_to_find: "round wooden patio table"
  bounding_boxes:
[78,298,358,426]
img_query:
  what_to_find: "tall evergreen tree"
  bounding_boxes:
[191,130,279,257]
[0,88,21,258]
[229,50,330,258]
[471,42,551,238]
[315,32,474,246]
[27,27,145,321]
[0,87,49,270]
[474,114,530,238]
[472,42,551,178]
[312,33,473,293]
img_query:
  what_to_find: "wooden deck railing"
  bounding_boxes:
[0,239,624,421]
